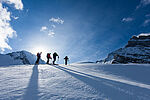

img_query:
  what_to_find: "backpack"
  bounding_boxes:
[37,53,39,57]
[47,53,50,58]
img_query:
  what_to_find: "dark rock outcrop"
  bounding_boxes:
[97,34,150,64]
[126,35,150,47]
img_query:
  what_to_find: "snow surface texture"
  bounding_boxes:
[0,64,150,100]
[98,34,150,64]
[0,50,45,66]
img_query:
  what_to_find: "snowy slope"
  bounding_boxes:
[0,64,150,100]
[0,54,23,66]
[0,50,45,66]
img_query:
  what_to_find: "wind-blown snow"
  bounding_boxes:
[0,64,150,100]
[137,33,150,37]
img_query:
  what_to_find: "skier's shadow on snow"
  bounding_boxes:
[23,65,39,100]
[52,65,150,100]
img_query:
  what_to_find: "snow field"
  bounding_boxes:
[0,64,150,100]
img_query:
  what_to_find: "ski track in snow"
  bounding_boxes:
[0,64,150,100]
[67,64,150,89]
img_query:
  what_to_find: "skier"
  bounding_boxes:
[35,52,42,64]
[53,52,59,65]
[46,53,52,64]
[64,56,69,65]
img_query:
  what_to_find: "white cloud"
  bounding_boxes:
[48,30,55,37]
[136,0,150,9]
[143,19,150,26]
[12,16,19,19]
[40,26,47,32]
[0,0,23,53]
[122,17,134,22]
[51,24,56,28]
[1,0,23,10]
[40,26,55,37]
[49,17,64,24]
[41,17,64,37]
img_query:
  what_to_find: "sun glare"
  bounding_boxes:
[29,46,55,61]
[31,46,47,55]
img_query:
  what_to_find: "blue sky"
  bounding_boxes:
[1,0,150,63]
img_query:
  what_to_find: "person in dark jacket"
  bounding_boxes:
[35,52,42,64]
[46,53,52,64]
[53,52,59,65]
[64,56,69,65]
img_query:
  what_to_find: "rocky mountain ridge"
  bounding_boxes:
[98,33,150,64]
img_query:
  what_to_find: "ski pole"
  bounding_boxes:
[57,57,59,64]
[68,60,70,65]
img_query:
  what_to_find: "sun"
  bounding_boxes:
[29,46,49,61]
[28,44,56,61]
[31,46,47,55]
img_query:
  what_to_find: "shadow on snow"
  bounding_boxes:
[23,64,39,100]
[52,65,150,100]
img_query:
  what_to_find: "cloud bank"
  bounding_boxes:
[0,0,23,53]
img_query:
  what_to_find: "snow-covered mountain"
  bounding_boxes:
[0,50,45,66]
[98,33,150,64]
